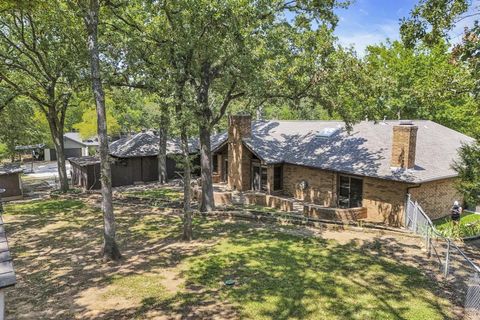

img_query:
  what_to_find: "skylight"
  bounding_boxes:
[316,127,340,138]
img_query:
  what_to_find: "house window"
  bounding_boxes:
[273,165,283,191]
[212,154,218,173]
[338,175,363,208]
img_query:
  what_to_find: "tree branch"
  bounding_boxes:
[211,81,244,126]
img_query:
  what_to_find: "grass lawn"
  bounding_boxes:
[434,211,480,238]
[4,196,457,319]
[242,204,281,214]
[122,187,183,201]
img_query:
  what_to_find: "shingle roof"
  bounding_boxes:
[211,132,228,151]
[68,156,100,167]
[108,131,197,158]
[14,144,46,151]
[214,120,475,184]
[0,165,23,176]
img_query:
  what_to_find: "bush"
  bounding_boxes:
[434,211,480,238]
[0,143,9,161]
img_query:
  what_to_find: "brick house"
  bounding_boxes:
[211,115,475,226]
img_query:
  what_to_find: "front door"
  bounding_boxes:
[252,163,261,191]
[223,158,228,182]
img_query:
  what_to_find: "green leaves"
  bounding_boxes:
[0,98,46,160]
[400,0,470,48]
[361,40,479,135]
[0,0,87,113]
[453,141,480,207]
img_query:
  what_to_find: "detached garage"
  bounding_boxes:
[69,131,191,190]
[0,165,23,201]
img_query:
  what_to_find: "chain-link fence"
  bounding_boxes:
[405,195,480,318]
[0,188,5,214]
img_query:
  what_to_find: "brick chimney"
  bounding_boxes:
[228,114,252,191]
[391,121,418,169]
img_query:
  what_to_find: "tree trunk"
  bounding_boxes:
[85,0,121,261]
[199,124,214,212]
[181,125,192,241]
[157,104,169,184]
[52,134,68,192]
[46,116,69,192]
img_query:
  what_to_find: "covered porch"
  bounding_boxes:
[193,180,369,224]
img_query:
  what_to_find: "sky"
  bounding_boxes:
[334,0,480,56]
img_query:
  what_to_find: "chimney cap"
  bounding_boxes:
[399,120,414,126]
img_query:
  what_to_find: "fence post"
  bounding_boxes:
[413,201,418,233]
[0,189,4,215]
[425,226,430,254]
[444,240,451,277]
[427,227,432,258]
[405,194,411,227]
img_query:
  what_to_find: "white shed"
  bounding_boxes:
[44,132,99,161]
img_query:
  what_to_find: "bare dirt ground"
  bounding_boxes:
[3,191,476,319]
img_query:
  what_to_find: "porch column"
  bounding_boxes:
[266,165,274,194]
[217,154,222,177]
[330,172,338,207]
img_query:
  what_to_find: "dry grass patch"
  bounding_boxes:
[2,195,462,320]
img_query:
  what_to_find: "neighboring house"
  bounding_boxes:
[44,132,99,161]
[69,131,200,190]
[211,115,475,225]
[0,165,23,201]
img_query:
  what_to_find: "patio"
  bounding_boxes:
[192,183,369,224]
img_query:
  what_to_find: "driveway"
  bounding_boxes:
[21,161,71,179]
[21,161,71,194]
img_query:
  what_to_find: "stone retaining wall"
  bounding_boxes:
[304,204,368,222]
[191,186,233,206]
[244,193,267,206]
[244,193,294,212]
[267,195,294,212]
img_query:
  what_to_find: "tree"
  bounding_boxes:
[401,0,479,98]
[0,1,85,191]
[79,0,121,261]
[100,2,173,185]
[156,0,347,212]
[0,99,43,161]
[452,142,480,207]
[401,1,480,207]
[360,40,479,135]
[74,106,121,139]
[453,22,480,98]
[172,84,195,241]
[400,0,471,48]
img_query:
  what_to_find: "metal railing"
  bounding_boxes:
[0,188,5,215]
[405,195,480,318]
